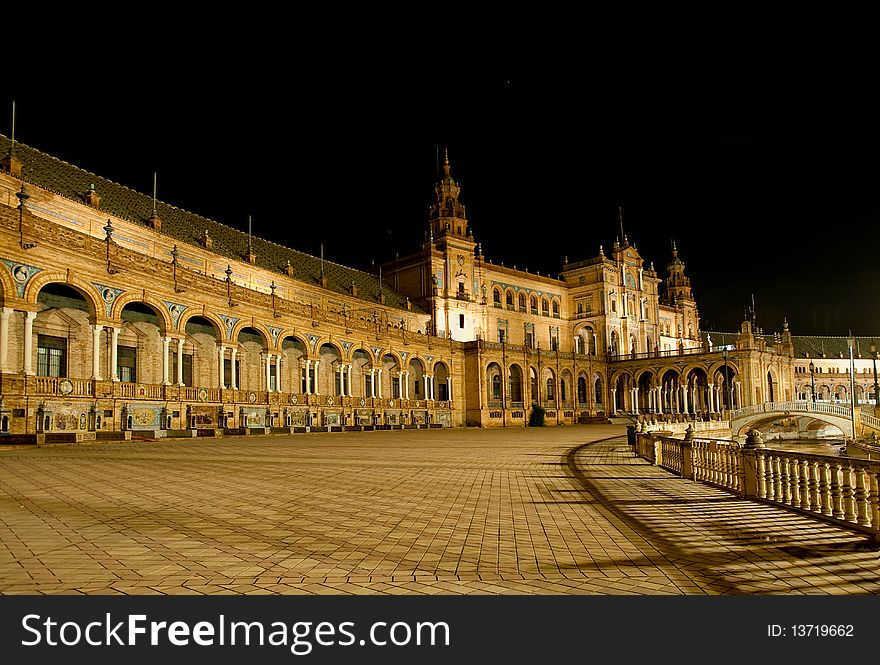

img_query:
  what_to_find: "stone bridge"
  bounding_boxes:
[731,400,880,438]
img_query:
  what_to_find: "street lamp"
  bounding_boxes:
[809,359,816,403]
[871,343,879,408]
[848,334,857,442]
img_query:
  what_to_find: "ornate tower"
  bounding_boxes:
[429,149,471,243]
[661,241,700,342]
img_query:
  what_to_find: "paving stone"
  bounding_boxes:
[1,426,877,595]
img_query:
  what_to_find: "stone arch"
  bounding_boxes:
[433,361,451,402]
[26,272,101,320]
[560,368,573,404]
[487,362,503,402]
[518,292,526,310]
[408,357,426,399]
[593,372,604,408]
[0,262,16,304]
[351,347,373,397]
[577,372,588,406]
[508,363,524,404]
[111,293,172,333]
[551,298,560,317]
[505,289,515,307]
[541,297,549,316]
[281,335,309,394]
[118,299,170,335]
[320,343,345,396]
[543,367,557,402]
[179,310,226,341]
[493,287,502,305]
[230,322,271,349]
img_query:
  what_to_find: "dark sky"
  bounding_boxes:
[4,61,880,336]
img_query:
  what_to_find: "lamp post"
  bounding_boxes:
[809,359,816,403]
[848,334,857,442]
[871,343,879,407]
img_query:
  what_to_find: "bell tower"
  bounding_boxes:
[429,149,471,243]
[662,240,700,342]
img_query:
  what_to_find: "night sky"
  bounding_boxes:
[4,62,879,337]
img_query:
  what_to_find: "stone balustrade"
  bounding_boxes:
[635,429,880,540]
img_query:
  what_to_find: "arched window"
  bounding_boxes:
[594,376,603,405]
[530,295,538,314]
[546,377,555,401]
[577,377,587,405]
[541,298,549,316]
[560,379,567,403]
[506,291,514,307]
[493,288,501,305]
[518,293,526,311]
[552,300,559,316]
[491,374,501,400]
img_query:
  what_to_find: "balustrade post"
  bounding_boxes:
[681,427,694,480]
[868,472,880,531]
[798,459,811,511]
[830,462,844,519]
[854,468,871,527]
[741,430,764,498]
[820,462,833,517]
[781,458,793,506]
[809,461,822,515]
[842,465,857,523]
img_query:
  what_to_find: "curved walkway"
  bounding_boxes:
[0,427,877,595]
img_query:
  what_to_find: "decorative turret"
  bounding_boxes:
[662,240,694,305]
[428,149,469,239]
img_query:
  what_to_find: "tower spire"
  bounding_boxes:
[2,100,22,177]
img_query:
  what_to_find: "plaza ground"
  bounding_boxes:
[1,425,878,595]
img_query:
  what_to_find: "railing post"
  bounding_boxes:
[741,429,765,498]
[681,425,694,480]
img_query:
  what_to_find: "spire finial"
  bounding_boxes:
[9,99,15,156]
[442,147,451,176]
[152,172,158,218]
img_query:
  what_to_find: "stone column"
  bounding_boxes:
[346,365,353,397]
[403,372,410,399]
[313,360,320,395]
[0,307,12,371]
[681,384,688,414]
[230,347,238,389]
[265,353,272,392]
[23,311,37,375]
[377,369,383,398]
[610,387,617,415]
[369,368,375,398]
[430,376,436,401]
[162,336,171,385]
[337,364,344,396]
[91,324,103,380]
[424,375,430,400]
[177,337,185,386]
[304,360,312,394]
[276,354,283,392]
[109,326,120,381]
[218,345,226,389]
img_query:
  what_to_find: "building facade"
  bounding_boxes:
[1,136,867,438]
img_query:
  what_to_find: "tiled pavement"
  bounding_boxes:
[0,426,877,595]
